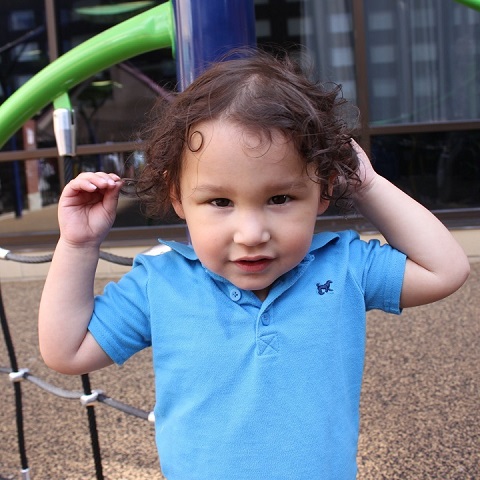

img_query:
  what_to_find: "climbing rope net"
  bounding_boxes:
[0,247,153,480]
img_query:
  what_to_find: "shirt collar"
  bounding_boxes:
[309,231,339,252]
[159,238,198,260]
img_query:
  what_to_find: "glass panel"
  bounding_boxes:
[14,74,33,89]
[302,0,356,103]
[255,19,272,38]
[365,0,480,125]
[11,42,41,62]
[371,131,480,209]
[255,0,303,49]
[0,4,48,104]
[9,10,36,31]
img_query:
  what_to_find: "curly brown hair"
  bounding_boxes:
[134,49,359,219]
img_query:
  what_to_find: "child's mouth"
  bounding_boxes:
[234,258,273,273]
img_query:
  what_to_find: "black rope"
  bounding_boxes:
[0,286,29,472]
[0,288,18,372]
[81,374,104,480]
[13,382,28,472]
[64,157,74,184]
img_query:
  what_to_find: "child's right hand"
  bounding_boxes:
[58,172,123,247]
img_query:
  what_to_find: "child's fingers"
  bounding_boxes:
[350,139,370,165]
[66,172,122,194]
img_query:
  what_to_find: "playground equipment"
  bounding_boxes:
[0,0,255,153]
[455,0,480,10]
[0,2,174,152]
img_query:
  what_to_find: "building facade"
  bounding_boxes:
[0,0,479,229]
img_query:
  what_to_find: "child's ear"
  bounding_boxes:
[317,197,330,215]
[326,176,335,198]
[171,192,186,219]
[317,174,336,215]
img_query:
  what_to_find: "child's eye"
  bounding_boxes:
[269,195,290,205]
[211,198,232,207]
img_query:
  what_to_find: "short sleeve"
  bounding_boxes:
[88,257,152,365]
[349,235,407,314]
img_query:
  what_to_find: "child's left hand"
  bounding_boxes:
[349,139,378,199]
[347,139,469,308]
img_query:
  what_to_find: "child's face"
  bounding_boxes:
[172,120,330,301]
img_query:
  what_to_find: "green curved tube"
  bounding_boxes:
[454,0,480,11]
[0,1,174,149]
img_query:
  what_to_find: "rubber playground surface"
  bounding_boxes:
[0,263,479,479]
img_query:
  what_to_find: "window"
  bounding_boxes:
[365,0,480,125]
[372,131,480,209]
[11,42,41,62]
[9,10,35,31]
[303,0,356,103]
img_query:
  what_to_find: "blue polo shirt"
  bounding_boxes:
[89,230,406,480]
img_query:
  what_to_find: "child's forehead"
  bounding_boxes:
[186,119,292,154]
[180,119,314,184]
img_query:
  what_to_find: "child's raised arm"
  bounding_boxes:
[350,141,470,308]
[38,172,122,374]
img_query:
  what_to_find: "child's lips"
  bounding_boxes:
[233,257,273,273]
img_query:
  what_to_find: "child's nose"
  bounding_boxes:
[233,210,271,246]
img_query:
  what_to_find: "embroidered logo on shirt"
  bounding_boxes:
[316,280,333,295]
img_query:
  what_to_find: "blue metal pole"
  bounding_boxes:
[172,0,256,91]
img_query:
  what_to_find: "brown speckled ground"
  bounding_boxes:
[1,264,479,479]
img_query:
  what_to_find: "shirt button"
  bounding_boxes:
[261,314,270,326]
[229,288,241,302]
